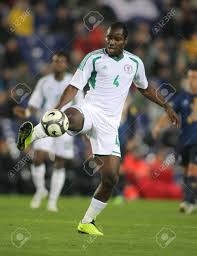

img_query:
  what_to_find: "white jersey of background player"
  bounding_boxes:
[14,52,83,212]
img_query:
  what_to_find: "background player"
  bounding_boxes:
[17,22,180,234]
[14,52,83,212]
[153,63,197,214]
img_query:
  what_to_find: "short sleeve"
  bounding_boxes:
[133,58,148,89]
[28,78,45,109]
[70,54,93,90]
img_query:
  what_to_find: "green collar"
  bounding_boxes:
[104,48,124,61]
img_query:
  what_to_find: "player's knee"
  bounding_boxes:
[33,158,44,166]
[102,172,119,189]
[54,156,65,169]
[64,108,84,131]
[33,151,46,166]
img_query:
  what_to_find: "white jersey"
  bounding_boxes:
[29,73,83,118]
[70,48,148,124]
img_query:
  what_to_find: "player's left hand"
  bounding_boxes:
[164,105,180,128]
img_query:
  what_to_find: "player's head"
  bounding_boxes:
[106,22,128,56]
[187,63,197,94]
[51,51,69,74]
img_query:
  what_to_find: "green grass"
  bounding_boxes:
[0,196,197,256]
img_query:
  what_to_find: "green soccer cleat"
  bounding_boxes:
[77,220,103,236]
[17,121,33,151]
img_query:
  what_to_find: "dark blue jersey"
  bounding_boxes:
[171,90,197,148]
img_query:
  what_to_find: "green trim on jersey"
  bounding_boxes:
[112,150,121,156]
[129,57,139,78]
[78,49,104,71]
[115,135,120,147]
[88,56,101,89]
[103,48,124,61]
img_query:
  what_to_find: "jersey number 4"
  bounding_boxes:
[113,75,120,87]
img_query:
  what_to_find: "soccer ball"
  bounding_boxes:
[41,110,69,137]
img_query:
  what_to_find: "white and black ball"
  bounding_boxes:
[41,110,69,137]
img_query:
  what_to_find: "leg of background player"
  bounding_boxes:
[30,150,48,209]
[81,155,120,223]
[47,156,66,212]
[185,163,197,214]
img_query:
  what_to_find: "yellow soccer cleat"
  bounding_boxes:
[17,121,33,151]
[77,220,103,236]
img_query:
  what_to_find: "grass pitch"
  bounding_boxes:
[0,196,197,256]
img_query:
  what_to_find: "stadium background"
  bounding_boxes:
[0,0,196,199]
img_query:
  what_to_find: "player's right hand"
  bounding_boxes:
[13,106,26,119]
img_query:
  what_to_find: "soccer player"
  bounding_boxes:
[153,63,197,214]
[17,22,179,235]
[14,52,82,212]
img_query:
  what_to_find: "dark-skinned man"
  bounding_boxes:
[17,22,180,235]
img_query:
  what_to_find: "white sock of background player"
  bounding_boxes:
[48,168,66,207]
[31,164,46,193]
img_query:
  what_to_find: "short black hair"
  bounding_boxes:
[53,51,69,61]
[109,22,128,38]
[189,62,197,71]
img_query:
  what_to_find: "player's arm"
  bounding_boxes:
[132,58,180,128]
[55,54,93,110]
[13,105,37,119]
[138,85,180,128]
[152,114,171,138]
[55,85,79,110]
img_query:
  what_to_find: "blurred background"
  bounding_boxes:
[0,0,196,200]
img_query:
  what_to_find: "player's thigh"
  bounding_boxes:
[54,155,66,169]
[33,150,48,165]
[64,107,84,132]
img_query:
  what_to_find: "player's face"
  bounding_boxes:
[52,55,67,73]
[105,27,127,56]
[188,70,197,94]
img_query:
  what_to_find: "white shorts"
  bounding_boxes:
[68,102,121,157]
[33,133,74,159]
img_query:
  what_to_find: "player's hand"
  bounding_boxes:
[13,106,27,119]
[152,126,160,139]
[164,105,180,128]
